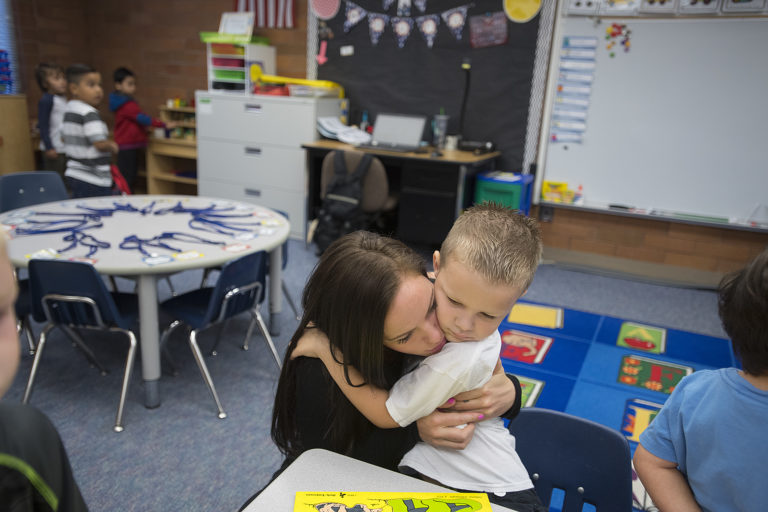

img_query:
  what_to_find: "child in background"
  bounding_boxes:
[295,204,547,512]
[61,64,117,198]
[34,63,68,177]
[109,67,173,192]
[634,248,768,512]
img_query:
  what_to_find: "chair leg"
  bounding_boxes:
[17,317,36,355]
[209,321,227,356]
[200,268,215,288]
[282,281,301,321]
[113,329,137,433]
[247,309,282,370]
[160,320,182,376]
[23,323,55,404]
[188,330,227,419]
[60,325,109,376]
[165,276,176,297]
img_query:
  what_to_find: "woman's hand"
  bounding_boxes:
[290,327,330,360]
[446,362,516,419]
[416,409,481,450]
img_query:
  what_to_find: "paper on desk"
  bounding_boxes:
[317,117,371,145]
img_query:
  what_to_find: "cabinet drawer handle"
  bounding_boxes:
[244,104,262,113]
[244,188,262,197]
[244,147,262,155]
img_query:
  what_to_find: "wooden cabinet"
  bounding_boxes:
[146,106,197,194]
[195,91,341,239]
[0,95,34,174]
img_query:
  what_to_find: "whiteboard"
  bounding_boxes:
[537,16,768,226]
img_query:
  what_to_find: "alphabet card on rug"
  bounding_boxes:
[616,321,667,354]
[617,355,692,394]
[500,329,553,364]
[517,375,545,407]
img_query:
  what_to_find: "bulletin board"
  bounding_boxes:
[536,15,768,227]
[312,0,541,171]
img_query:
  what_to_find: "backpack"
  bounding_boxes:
[312,151,373,254]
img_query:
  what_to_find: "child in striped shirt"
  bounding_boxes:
[61,64,118,198]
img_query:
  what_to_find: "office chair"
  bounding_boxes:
[319,150,398,216]
[23,260,139,433]
[0,171,70,354]
[159,250,281,419]
[507,408,633,512]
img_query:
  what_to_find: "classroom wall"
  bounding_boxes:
[10,1,766,273]
[534,206,768,275]
[12,0,308,123]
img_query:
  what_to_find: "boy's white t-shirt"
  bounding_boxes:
[386,330,533,493]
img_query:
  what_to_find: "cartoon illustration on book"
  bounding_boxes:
[294,492,492,512]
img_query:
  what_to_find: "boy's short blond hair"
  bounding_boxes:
[440,202,542,291]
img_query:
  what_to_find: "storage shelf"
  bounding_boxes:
[152,172,198,185]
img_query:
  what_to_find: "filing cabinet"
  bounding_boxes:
[195,91,341,239]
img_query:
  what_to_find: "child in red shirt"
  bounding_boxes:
[109,67,175,192]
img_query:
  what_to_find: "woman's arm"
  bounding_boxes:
[292,328,399,428]
[292,357,421,471]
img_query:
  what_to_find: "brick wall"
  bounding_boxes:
[12,0,308,123]
[534,206,768,274]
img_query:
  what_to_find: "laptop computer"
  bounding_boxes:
[356,113,427,153]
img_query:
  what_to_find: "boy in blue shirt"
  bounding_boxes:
[34,63,68,177]
[634,248,768,512]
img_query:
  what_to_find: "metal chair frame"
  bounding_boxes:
[23,293,137,433]
[160,279,281,419]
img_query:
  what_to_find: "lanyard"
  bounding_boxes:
[58,231,111,258]
[119,231,225,257]
[13,218,102,235]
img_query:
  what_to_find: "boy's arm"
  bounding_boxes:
[292,329,399,428]
[93,139,118,154]
[37,95,55,151]
[634,444,702,512]
[124,101,165,128]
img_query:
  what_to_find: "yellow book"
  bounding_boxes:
[508,303,564,329]
[293,491,492,511]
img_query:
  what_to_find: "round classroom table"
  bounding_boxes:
[0,194,290,408]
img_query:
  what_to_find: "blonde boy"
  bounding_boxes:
[299,204,545,511]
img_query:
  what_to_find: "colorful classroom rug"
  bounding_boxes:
[499,300,736,512]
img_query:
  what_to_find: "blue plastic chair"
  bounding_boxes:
[160,250,281,419]
[200,209,300,321]
[23,260,139,433]
[0,171,68,213]
[507,408,633,512]
[0,171,69,353]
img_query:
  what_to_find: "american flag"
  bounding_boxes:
[234,0,295,29]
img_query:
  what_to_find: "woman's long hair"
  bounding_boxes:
[271,231,426,459]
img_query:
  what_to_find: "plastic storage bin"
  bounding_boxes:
[474,172,534,214]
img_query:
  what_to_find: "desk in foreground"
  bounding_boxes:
[245,449,516,512]
[303,141,500,245]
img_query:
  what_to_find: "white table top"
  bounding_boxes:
[0,194,290,275]
[245,449,515,512]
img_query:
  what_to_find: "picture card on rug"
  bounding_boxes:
[500,329,553,364]
[621,398,663,444]
[507,303,564,329]
[617,355,692,394]
[516,375,545,407]
[616,321,666,354]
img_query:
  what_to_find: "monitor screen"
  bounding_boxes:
[371,114,427,147]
